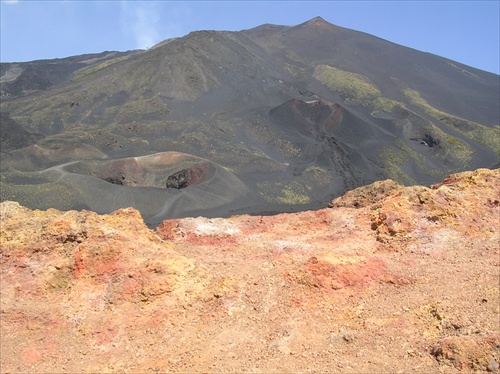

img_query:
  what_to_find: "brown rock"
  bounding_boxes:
[1,168,499,373]
[432,335,500,371]
[329,179,403,208]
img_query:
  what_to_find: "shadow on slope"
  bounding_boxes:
[0,112,45,152]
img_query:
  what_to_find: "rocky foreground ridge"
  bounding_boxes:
[1,168,499,373]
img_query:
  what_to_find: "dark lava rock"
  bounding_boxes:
[104,175,125,186]
[166,169,190,189]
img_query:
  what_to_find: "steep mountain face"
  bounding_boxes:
[0,17,498,225]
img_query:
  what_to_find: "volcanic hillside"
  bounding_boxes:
[1,17,499,225]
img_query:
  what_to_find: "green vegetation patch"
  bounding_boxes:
[13,99,73,133]
[0,179,84,211]
[403,89,500,154]
[72,55,131,81]
[380,146,408,166]
[417,121,474,165]
[379,146,414,185]
[439,133,475,165]
[257,180,311,205]
[115,97,170,124]
[274,139,301,158]
[111,120,184,139]
[396,140,448,179]
[314,65,408,117]
[440,116,500,155]
[314,65,381,105]
[303,166,332,188]
[371,96,405,115]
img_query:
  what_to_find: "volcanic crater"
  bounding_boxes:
[61,152,216,190]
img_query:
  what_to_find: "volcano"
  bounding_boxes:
[1,17,498,226]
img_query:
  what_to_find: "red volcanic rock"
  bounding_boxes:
[1,168,499,373]
[303,255,408,290]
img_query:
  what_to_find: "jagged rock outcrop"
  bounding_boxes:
[1,168,499,373]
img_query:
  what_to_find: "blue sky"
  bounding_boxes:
[1,1,499,74]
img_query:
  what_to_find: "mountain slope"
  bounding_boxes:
[0,50,138,98]
[0,17,498,225]
[243,17,499,125]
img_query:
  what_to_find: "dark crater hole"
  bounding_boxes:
[62,157,216,189]
[166,164,214,189]
[411,134,440,148]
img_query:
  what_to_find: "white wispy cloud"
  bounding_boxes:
[2,0,20,4]
[120,1,161,50]
[120,1,192,50]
